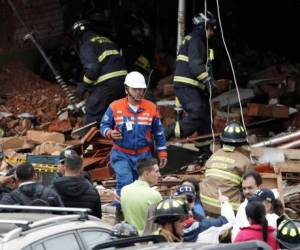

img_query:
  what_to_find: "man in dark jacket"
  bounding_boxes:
[0,163,63,207]
[166,11,227,140]
[73,18,127,125]
[52,149,102,218]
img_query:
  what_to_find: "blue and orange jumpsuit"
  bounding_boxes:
[100,97,167,205]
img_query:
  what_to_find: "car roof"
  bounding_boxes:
[0,205,113,244]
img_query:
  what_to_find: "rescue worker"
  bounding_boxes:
[100,71,167,220]
[200,122,251,215]
[277,215,300,250]
[153,198,189,242]
[73,19,127,124]
[166,11,227,140]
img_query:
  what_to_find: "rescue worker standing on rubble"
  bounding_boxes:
[100,71,167,221]
[73,17,127,125]
[165,11,227,141]
[200,122,251,216]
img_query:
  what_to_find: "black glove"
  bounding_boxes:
[203,76,219,97]
[74,82,89,100]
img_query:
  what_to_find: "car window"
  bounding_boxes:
[31,244,44,250]
[33,233,80,250]
[79,230,112,249]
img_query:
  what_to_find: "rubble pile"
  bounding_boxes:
[0,62,83,136]
[284,185,300,220]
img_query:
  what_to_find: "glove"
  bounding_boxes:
[74,82,89,100]
[203,76,219,97]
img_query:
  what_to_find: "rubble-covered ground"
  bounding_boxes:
[0,61,83,137]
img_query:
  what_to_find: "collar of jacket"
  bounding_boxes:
[125,97,146,113]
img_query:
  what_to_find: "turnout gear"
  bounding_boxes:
[124,71,147,89]
[76,28,127,124]
[112,222,139,237]
[220,122,247,147]
[200,148,250,215]
[154,198,189,224]
[172,12,217,138]
[192,11,217,29]
[277,216,300,250]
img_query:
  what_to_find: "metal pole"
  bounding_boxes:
[278,139,300,149]
[177,0,186,53]
[251,130,300,148]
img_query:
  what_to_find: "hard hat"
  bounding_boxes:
[124,71,147,89]
[277,216,300,250]
[112,222,138,237]
[220,121,247,148]
[174,185,196,203]
[154,198,189,225]
[192,11,217,29]
[72,20,90,37]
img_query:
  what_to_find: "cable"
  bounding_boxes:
[143,68,154,98]
[204,0,216,153]
[215,0,248,137]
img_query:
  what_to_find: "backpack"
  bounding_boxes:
[11,187,50,207]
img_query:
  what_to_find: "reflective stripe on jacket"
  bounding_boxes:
[173,32,214,89]
[80,31,127,85]
[200,148,250,215]
[100,98,167,158]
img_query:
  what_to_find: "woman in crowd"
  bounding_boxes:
[234,201,278,250]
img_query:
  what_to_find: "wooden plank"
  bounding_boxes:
[276,162,300,173]
[250,147,300,161]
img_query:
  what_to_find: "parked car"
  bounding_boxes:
[0,205,115,250]
[92,236,272,250]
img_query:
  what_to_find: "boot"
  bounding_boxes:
[164,124,175,140]
[115,206,124,223]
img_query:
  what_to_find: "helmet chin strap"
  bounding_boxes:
[126,88,142,102]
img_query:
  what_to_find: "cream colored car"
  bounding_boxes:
[0,205,114,250]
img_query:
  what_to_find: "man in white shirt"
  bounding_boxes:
[231,171,262,241]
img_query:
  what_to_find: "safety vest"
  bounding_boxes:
[200,148,250,215]
[173,33,214,90]
[80,32,128,86]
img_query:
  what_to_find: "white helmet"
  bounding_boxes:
[124,71,147,88]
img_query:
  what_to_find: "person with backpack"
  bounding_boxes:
[0,162,64,208]
[52,149,102,218]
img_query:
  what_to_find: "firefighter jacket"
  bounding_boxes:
[173,28,214,90]
[100,97,167,158]
[200,148,250,215]
[80,31,127,86]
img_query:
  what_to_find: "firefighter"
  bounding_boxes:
[277,215,300,250]
[100,71,167,220]
[153,198,189,242]
[73,19,127,125]
[200,122,251,215]
[165,11,227,140]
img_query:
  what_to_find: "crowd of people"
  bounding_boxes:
[1,7,300,250]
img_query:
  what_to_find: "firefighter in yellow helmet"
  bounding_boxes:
[200,122,251,215]
[153,198,189,242]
